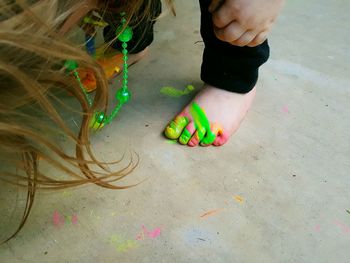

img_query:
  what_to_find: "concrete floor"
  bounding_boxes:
[1,0,350,262]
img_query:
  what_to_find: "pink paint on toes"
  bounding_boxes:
[188,136,200,147]
[213,132,229,146]
[186,122,196,135]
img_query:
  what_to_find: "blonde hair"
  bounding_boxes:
[0,0,172,243]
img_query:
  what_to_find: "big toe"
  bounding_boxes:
[164,115,189,140]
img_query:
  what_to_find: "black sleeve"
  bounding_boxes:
[199,0,270,93]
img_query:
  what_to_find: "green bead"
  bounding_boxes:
[122,42,128,49]
[116,26,133,42]
[122,49,128,55]
[64,60,78,72]
[95,112,105,123]
[116,89,131,104]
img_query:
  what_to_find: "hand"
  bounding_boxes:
[209,0,284,47]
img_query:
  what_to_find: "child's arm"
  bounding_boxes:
[209,0,284,47]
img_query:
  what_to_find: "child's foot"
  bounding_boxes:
[164,84,256,146]
[78,47,148,92]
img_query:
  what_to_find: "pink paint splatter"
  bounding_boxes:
[52,211,65,227]
[148,227,161,239]
[71,214,78,225]
[282,105,290,114]
[335,220,350,234]
[136,225,162,240]
[135,233,144,241]
[314,224,321,232]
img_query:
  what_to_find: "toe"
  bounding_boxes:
[200,123,219,146]
[188,127,206,147]
[164,115,189,140]
[179,122,196,145]
[213,131,229,146]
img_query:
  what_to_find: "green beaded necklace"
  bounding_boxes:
[65,13,132,130]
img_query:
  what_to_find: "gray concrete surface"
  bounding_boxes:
[1,0,350,262]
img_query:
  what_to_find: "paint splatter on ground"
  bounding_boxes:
[52,211,78,227]
[314,224,321,232]
[52,211,65,227]
[71,214,78,225]
[166,139,177,144]
[234,195,244,203]
[160,85,195,97]
[200,209,223,219]
[109,235,138,252]
[346,210,350,215]
[136,225,162,240]
[334,220,350,234]
[282,105,290,113]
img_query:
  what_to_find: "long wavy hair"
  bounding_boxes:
[0,0,173,243]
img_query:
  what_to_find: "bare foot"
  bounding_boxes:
[164,84,256,146]
[78,47,148,92]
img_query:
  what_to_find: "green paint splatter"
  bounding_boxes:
[160,85,194,97]
[117,240,138,252]
[166,139,177,144]
[346,210,350,214]
[109,235,138,253]
[190,102,216,144]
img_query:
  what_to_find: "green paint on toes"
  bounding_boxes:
[165,116,189,139]
[190,102,216,144]
[179,128,192,144]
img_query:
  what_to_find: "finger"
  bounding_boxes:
[231,30,257,47]
[247,31,268,47]
[214,21,245,43]
[211,1,236,28]
[208,0,224,13]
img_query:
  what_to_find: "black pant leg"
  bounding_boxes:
[199,0,270,93]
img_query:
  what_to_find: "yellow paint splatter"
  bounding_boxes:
[234,195,244,203]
